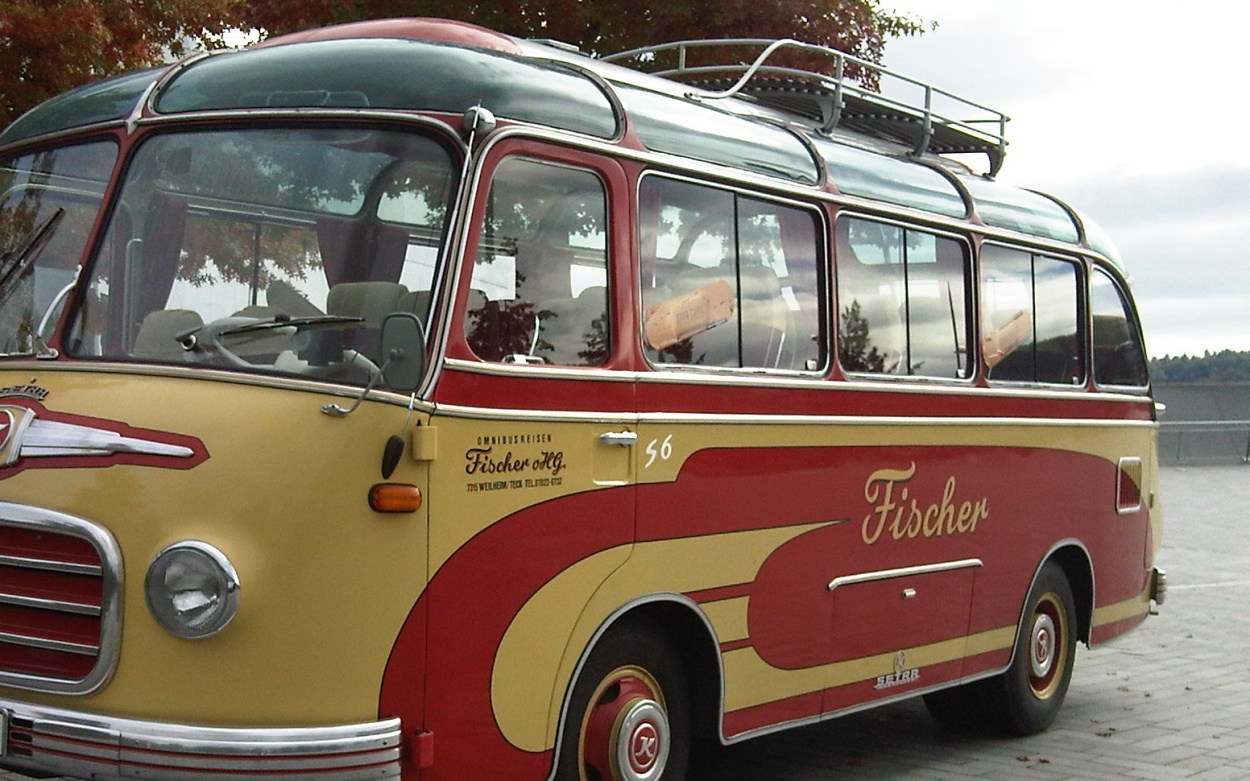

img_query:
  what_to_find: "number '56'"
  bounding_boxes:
[644,435,673,469]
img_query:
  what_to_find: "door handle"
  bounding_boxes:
[599,431,638,447]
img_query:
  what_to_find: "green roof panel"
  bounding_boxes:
[155,39,619,139]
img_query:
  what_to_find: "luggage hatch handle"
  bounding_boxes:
[598,431,638,447]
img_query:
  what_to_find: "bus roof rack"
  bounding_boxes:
[601,38,1009,176]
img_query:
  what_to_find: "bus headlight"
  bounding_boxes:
[145,542,240,639]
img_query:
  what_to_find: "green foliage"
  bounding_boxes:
[1151,350,1250,384]
[838,298,888,372]
[243,0,929,64]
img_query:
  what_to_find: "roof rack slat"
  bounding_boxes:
[602,37,1008,175]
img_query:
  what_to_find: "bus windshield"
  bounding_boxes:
[0,141,117,356]
[65,126,456,386]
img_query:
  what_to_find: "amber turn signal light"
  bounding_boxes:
[369,483,422,513]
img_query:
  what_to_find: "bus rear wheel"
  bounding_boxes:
[556,617,690,781]
[984,561,1078,735]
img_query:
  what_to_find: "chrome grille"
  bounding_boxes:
[0,502,121,694]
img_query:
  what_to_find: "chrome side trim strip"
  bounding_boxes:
[432,400,1158,429]
[827,558,983,592]
[8,361,436,413]
[0,699,402,780]
[720,667,1009,746]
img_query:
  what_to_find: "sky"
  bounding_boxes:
[881,0,1250,357]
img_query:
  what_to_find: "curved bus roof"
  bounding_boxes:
[0,17,1121,267]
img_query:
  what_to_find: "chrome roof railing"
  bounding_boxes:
[602,38,1009,176]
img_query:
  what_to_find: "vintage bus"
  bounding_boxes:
[0,17,1164,781]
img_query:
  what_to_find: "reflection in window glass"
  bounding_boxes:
[961,177,1079,243]
[816,139,967,218]
[1091,268,1149,387]
[639,177,823,371]
[464,158,609,366]
[66,127,456,388]
[980,246,1082,385]
[0,141,116,356]
[617,85,820,185]
[836,217,970,379]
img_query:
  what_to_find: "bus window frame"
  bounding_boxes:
[445,138,634,373]
[832,211,976,386]
[978,240,1089,391]
[635,169,830,378]
[1088,261,1151,393]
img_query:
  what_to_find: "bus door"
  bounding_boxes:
[421,141,637,761]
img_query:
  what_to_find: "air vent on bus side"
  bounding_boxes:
[0,504,122,694]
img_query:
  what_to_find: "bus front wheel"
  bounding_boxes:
[556,617,691,781]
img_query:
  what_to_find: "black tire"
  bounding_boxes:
[555,617,691,781]
[981,561,1078,735]
[922,682,983,730]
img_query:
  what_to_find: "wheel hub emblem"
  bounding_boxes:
[615,699,669,781]
[1031,614,1056,678]
[628,721,659,773]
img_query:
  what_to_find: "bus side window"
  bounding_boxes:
[980,245,1083,385]
[837,217,970,379]
[739,197,823,371]
[464,158,609,366]
[1091,268,1149,387]
[640,176,823,371]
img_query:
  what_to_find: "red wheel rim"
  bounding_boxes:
[578,666,670,781]
[1027,592,1068,699]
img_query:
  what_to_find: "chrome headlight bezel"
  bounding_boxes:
[144,541,240,639]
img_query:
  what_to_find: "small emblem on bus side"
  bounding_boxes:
[874,650,920,690]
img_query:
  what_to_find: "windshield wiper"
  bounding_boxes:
[219,313,365,337]
[0,208,66,300]
[175,314,365,350]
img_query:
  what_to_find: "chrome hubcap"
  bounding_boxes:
[615,699,669,781]
[581,669,669,781]
[1030,613,1056,679]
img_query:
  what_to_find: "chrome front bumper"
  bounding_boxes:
[1151,567,1168,606]
[0,699,402,779]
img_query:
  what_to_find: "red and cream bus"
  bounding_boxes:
[0,18,1164,781]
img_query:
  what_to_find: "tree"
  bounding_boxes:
[1151,350,1250,384]
[838,299,889,373]
[242,0,927,65]
[0,0,241,128]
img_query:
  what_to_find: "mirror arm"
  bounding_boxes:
[320,348,403,418]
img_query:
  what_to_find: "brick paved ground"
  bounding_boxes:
[3,466,1244,780]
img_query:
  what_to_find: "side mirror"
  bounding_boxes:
[380,312,426,392]
[322,313,427,417]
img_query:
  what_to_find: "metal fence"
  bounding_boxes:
[1158,420,1250,465]
[1153,384,1250,465]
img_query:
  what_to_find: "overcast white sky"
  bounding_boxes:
[882,0,1249,357]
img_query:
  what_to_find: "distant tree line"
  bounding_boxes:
[1151,350,1250,384]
